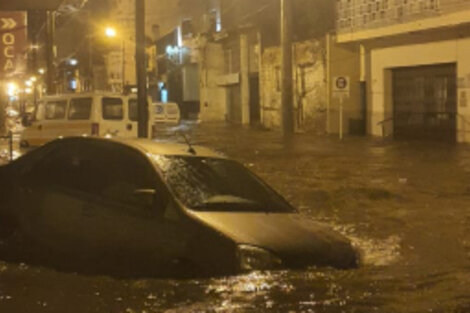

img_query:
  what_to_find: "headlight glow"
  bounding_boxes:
[237,245,282,271]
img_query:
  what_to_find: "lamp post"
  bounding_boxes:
[135,0,148,138]
[104,26,126,93]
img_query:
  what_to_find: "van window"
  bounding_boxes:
[69,98,92,120]
[45,100,67,120]
[129,99,138,121]
[102,97,123,120]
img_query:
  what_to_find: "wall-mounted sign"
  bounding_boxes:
[0,11,27,79]
[333,76,350,99]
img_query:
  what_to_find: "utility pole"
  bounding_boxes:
[281,0,294,136]
[45,10,56,95]
[135,0,148,138]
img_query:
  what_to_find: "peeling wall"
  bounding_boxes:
[260,38,327,133]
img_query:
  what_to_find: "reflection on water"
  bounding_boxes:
[330,223,402,266]
[1,123,470,312]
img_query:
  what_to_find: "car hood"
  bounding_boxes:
[191,211,358,269]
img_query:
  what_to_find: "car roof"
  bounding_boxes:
[59,137,225,158]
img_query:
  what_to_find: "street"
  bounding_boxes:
[1,122,470,312]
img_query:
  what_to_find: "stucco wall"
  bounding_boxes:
[260,39,328,133]
[327,35,362,136]
[369,36,470,142]
[199,42,227,122]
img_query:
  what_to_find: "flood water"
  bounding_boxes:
[1,122,470,312]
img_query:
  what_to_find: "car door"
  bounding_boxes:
[63,141,190,273]
[127,98,139,137]
[16,141,88,252]
[101,97,128,137]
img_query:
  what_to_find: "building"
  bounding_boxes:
[152,0,220,118]
[199,0,339,133]
[337,0,470,143]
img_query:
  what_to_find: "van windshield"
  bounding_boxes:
[69,98,92,120]
[152,155,295,213]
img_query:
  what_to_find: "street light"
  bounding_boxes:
[102,26,127,93]
[105,26,117,38]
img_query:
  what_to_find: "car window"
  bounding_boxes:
[45,100,67,120]
[69,98,92,120]
[102,97,123,120]
[129,99,138,121]
[31,140,164,213]
[152,156,295,213]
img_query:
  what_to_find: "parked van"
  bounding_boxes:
[153,102,181,124]
[21,93,143,148]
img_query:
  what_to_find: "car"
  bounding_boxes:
[0,137,359,277]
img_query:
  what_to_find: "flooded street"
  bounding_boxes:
[1,123,470,312]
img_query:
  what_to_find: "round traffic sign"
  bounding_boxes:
[336,77,348,90]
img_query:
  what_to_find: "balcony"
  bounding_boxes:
[337,0,470,42]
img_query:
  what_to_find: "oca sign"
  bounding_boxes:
[0,12,26,78]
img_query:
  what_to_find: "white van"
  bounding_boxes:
[153,102,181,124]
[21,93,142,148]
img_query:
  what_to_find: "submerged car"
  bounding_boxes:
[0,137,358,277]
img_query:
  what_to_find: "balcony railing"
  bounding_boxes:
[337,0,470,33]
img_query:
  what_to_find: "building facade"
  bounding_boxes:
[337,0,470,142]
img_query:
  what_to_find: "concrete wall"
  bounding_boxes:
[199,42,227,121]
[369,36,470,142]
[260,38,329,132]
[327,35,362,136]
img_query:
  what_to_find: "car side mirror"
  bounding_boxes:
[133,189,156,208]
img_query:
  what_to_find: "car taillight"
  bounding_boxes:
[91,123,100,136]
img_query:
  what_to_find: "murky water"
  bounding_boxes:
[1,123,470,312]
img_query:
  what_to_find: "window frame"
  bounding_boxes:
[68,97,93,120]
[102,97,124,121]
[44,100,68,120]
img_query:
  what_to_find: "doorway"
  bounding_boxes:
[393,63,457,142]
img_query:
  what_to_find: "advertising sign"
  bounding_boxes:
[0,11,27,79]
[0,0,63,10]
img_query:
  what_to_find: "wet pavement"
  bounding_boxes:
[1,122,470,312]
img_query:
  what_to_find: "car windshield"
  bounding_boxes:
[152,155,295,213]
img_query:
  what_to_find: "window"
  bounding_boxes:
[129,99,138,121]
[102,97,123,120]
[69,98,92,120]
[30,140,165,212]
[45,100,67,120]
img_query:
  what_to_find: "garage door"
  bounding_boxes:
[393,63,457,142]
